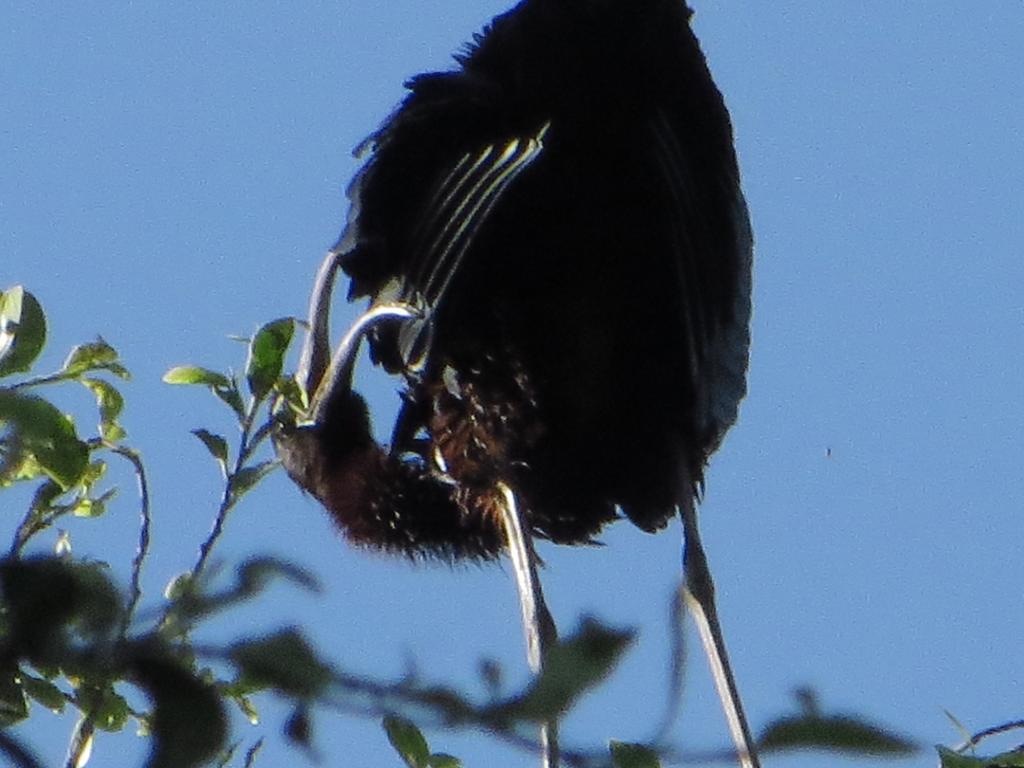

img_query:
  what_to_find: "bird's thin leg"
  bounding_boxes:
[496,482,559,768]
[680,501,760,768]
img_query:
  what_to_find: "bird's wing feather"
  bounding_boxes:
[649,104,752,445]
[393,123,549,371]
[337,72,549,373]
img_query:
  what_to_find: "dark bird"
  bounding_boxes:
[275,1,755,765]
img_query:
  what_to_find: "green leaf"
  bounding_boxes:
[229,629,329,699]
[759,713,916,756]
[191,429,229,470]
[384,716,431,768]
[937,747,985,768]
[130,653,227,768]
[61,338,127,379]
[230,461,277,496]
[231,692,260,725]
[506,617,634,720]
[0,390,90,489]
[216,382,247,422]
[164,366,246,421]
[610,741,661,768]
[235,557,320,595]
[71,487,118,519]
[0,664,28,726]
[164,572,193,601]
[275,375,307,413]
[163,366,231,388]
[90,686,131,732]
[427,754,461,768]
[245,318,295,401]
[0,286,47,376]
[79,458,108,488]
[22,673,66,713]
[0,558,121,668]
[937,746,1024,767]
[81,377,126,441]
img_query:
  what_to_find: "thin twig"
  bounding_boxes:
[189,399,259,583]
[0,731,44,768]
[61,444,150,767]
[8,371,75,391]
[242,738,264,768]
[105,444,151,635]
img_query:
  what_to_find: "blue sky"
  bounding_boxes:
[3,2,1023,767]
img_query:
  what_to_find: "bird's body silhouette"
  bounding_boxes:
[278,0,751,559]
[276,1,755,765]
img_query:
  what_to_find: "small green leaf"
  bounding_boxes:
[79,459,108,488]
[191,429,229,469]
[229,629,329,700]
[90,686,130,732]
[164,572,193,601]
[275,375,307,413]
[61,338,126,379]
[236,557,320,595]
[22,674,66,713]
[245,318,295,401]
[163,366,231,388]
[759,713,916,756]
[937,746,1024,767]
[941,709,971,745]
[0,664,28,726]
[427,754,461,768]
[232,692,260,725]
[507,617,634,720]
[230,461,276,496]
[70,487,117,519]
[384,716,430,768]
[164,367,246,420]
[610,741,661,768]
[0,286,47,376]
[81,377,126,441]
[215,382,247,422]
[0,390,90,489]
[937,747,985,768]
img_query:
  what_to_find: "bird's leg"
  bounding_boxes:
[496,482,559,768]
[680,501,760,768]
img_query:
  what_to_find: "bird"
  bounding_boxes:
[274,1,755,765]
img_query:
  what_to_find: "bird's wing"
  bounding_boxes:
[337,73,549,373]
[386,122,549,372]
[650,108,712,389]
[649,105,752,445]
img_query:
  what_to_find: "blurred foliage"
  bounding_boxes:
[0,285,1017,767]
